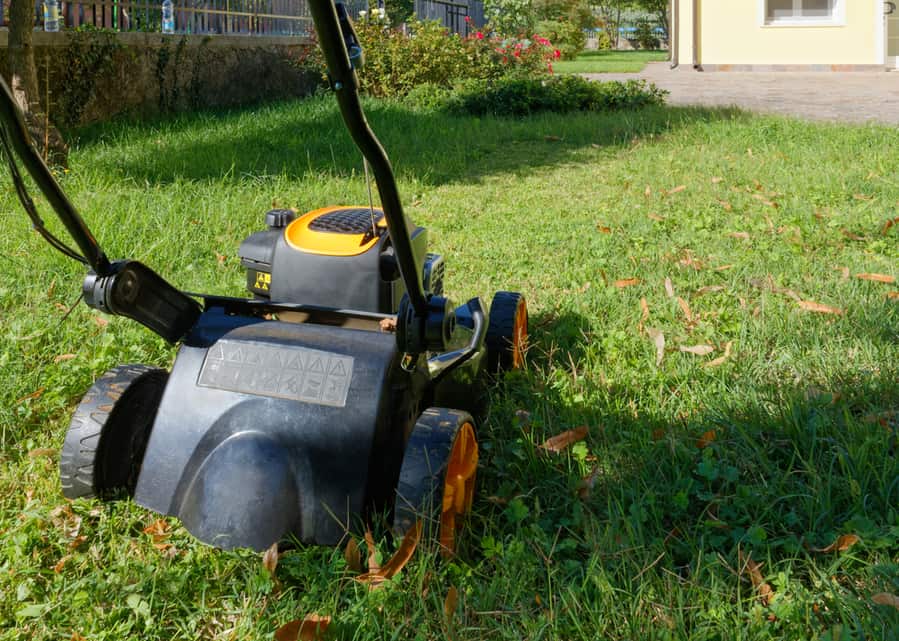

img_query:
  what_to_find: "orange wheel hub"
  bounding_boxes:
[439,422,478,556]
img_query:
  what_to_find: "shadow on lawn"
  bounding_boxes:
[74,100,746,188]
[470,306,899,635]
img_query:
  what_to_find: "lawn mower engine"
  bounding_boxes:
[238,206,445,313]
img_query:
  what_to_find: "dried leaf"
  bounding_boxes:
[696,430,717,449]
[740,551,774,606]
[811,534,860,553]
[714,264,734,272]
[665,185,686,196]
[27,447,56,458]
[262,542,279,578]
[728,232,750,240]
[852,193,873,201]
[370,520,422,580]
[835,266,850,281]
[677,297,693,323]
[679,345,715,356]
[841,229,866,241]
[93,316,109,328]
[364,529,379,573]
[54,353,76,363]
[444,586,458,619]
[540,426,589,453]
[215,252,227,265]
[882,217,899,235]
[597,224,612,234]
[577,466,601,499]
[638,298,649,331]
[644,185,651,197]
[344,538,362,573]
[797,300,844,316]
[543,135,561,142]
[15,387,45,405]
[711,176,723,184]
[872,593,899,610]
[751,194,777,208]
[695,286,725,296]
[614,278,641,288]
[705,341,733,368]
[664,277,675,298]
[647,213,665,222]
[855,273,895,284]
[274,614,332,641]
[142,518,171,542]
[717,199,733,211]
[54,555,71,573]
[888,292,899,300]
[646,328,665,366]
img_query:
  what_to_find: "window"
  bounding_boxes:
[764,0,842,25]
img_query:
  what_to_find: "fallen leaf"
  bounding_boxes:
[665,185,686,196]
[677,297,693,323]
[262,542,279,578]
[797,300,844,316]
[444,586,458,619]
[142,518,171,542]
[740,551,774,606]
[93,316,109,328]
[695,286,725,296]
[27,448,56,458]
[614,278,641,288]
[215,252,227,264]
[274,614,332,641]
[664,277,675,298]
[358,520,422,583]
[728,232,750,240]
[855,273,895,284]
[577,466,601,499]
[746,148,753,157]
[647,213,665,222]
[597,224,612,234]
[696,430,716,449]
[15,387,45,405]
[834,266,850,281]
[646,328,665,367]
[888,292,899,300]
[345,538,362,573]
[631,297,646,327]
[679,345,715,356]
[54,354,76,363]
[364,529,379,573]
[841,229,866,241]
[714,264,734,272]
[717,199,733,211]
[68,535,87,550]
[711,176,723,184]
[50,505,82,539]
[872,593,899,610]
[540,426,589,453]
[852,193,873,201]
[751,194,777,208]
[54,555,71,573]
[811,534,860,553]
[705,341,733,368]
[882,217,899,235]
[644,185,651,197]
[543,135,561,142]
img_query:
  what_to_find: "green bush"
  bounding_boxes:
[354,18,556,98]
[634,18,661,50]
[535,19,586,60]
[435,75,667,117]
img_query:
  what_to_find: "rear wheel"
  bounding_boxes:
[393,408,478,557]
[60,365,168,500]
[486,291,528,374]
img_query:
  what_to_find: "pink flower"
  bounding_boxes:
[464,15,472,23]
[476,31,483,39]
[513,50,520,58]
[553,49,561,59]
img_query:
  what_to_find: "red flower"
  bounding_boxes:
[464,15,472,23]
[476,31,483,39]
[553,49,561,59]
[548,62,554,74]
[513,50,520,58]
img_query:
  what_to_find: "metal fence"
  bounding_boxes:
[1,0,315,35]
[413,0,483,35]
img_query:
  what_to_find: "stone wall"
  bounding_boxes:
[0,31,320,127]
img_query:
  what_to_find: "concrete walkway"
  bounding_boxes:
[585,62,899,125]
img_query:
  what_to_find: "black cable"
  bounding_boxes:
[0,123,87,265]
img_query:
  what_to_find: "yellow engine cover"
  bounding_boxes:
[284,206,388,257]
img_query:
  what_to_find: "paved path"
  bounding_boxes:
[584,62,899,125]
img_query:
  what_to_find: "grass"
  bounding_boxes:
[553,49,669,74]
[1,95,898,640]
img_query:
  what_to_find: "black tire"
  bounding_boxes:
[60,364,168,500]
[486,291,528,374]
[393,408,478,556]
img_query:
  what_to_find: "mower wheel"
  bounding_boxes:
[60,364,168,500]
[393,408,478,557]
[486,291,528,374]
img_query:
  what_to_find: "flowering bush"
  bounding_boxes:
[535,18,587,60]
[352,18,559,98]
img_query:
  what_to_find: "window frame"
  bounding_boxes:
[758,0,846,27]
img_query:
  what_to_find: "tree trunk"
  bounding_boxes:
[5,0,68,166]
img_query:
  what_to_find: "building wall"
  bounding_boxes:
[676,0,883,67]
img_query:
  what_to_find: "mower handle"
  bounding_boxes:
[0,76,112,275]
[307,0,429,318]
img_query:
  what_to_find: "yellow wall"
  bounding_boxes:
[676,0,882,66]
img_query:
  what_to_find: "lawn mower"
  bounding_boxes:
[0,1,527,553]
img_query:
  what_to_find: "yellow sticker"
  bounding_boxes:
[254,272,271,291]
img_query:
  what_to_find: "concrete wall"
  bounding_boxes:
[0,31,320,126]
[676,0,884,68]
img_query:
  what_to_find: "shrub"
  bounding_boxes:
[353,18,557,98]
[535,18,586,60]
[439,75,667,117]
[634,18,661,50]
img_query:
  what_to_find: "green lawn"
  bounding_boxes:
[554,49,669,74]
[2,96,898,640]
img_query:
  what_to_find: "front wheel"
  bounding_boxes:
[60,364,168,500]
[486,291,528,374]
